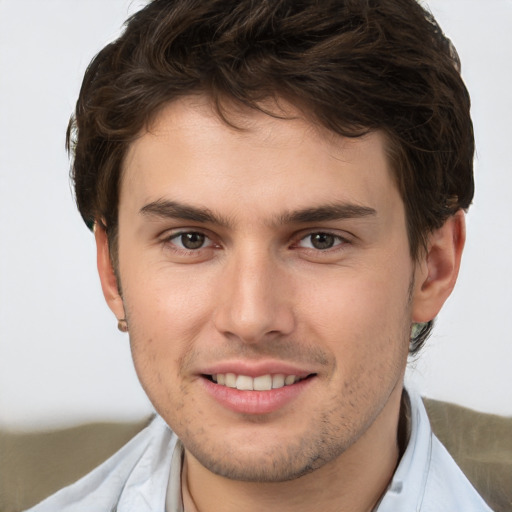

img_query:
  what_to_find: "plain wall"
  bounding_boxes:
[0,0,511,430]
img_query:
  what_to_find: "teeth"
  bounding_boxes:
[253,375,272,391]
[272,374,285,388]
[284,375,296,386]
[236,375,254,390]
[212,373,302,390]
[225,373,236,388]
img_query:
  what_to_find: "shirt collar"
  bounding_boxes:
[376,389,432,511]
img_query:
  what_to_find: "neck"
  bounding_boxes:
[183,384,406,512]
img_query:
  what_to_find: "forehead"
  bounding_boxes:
[121,96,399,222]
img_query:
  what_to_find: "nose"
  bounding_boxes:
[213,246,295,344]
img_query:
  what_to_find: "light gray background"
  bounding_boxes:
[0,0,511,430]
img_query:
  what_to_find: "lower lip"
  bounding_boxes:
[201,376,314,415]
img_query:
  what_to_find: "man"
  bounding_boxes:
[27,0,492,510]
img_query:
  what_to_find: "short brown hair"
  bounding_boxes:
[68,0,474,353]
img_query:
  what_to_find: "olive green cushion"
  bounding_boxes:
[0,400,510,512]
[423,398,512,512]
[0,417,152,512]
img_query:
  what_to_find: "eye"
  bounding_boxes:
[168,231,212,250]
[298,232,345,250]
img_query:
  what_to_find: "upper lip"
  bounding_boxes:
[198,360,316,378]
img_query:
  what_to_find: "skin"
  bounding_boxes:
[96,96,465,512]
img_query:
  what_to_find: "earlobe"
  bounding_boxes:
[94,224,126,321]
[412,210,466,323]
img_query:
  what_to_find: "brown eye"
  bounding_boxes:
[309,233,336,250]
[179,232,206,249]
[169,231,210,250]
[297,232,346,251]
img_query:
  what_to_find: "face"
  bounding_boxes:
[106,96,424,482]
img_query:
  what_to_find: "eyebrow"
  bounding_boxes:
[140,199,231,227]
[139,199,376,227]
[276,203,377,225]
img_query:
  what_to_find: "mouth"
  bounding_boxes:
[202,373,316,391]
[200,369,317,414]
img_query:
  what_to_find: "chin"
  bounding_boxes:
[182,426,349,483]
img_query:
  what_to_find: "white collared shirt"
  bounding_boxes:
[26,391,493,512]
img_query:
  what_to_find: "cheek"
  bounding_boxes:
[302,274,411,417]
[124,261,216,329]
[122,270,215,390]
[297,265,412,357]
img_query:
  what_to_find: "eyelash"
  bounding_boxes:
[163,231,217,254]
[160,229,351,257]
[294,232,349,252]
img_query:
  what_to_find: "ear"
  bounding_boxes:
[95,224,125,321]
[411,210,466,323]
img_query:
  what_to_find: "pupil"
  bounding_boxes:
[311,233,334,250]
[182,232,205,249]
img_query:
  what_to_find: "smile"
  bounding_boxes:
[208,373,306,391]
[202,371,317,414]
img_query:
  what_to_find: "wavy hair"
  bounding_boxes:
[68,0,474,354]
